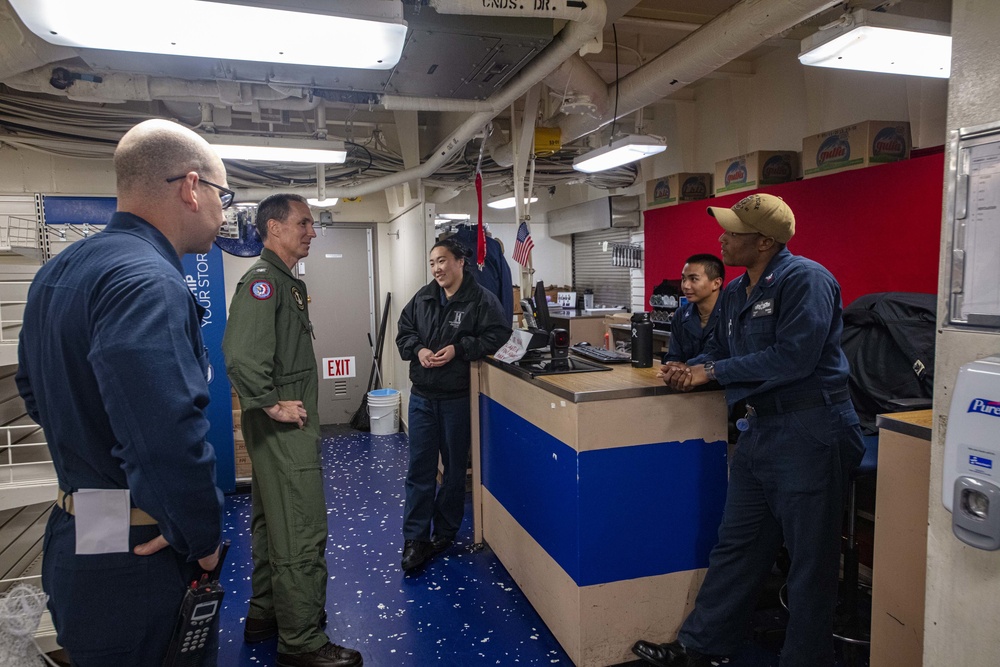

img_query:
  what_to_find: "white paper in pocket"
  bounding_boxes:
[73,489,131,555]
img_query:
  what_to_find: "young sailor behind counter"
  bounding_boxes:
[662,253,724,364]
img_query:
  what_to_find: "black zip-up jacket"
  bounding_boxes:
[396,271,512,399]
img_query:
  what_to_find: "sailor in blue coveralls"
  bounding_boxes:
[633,193,865,667]
[661,254,724,364]
[16,120,225,667]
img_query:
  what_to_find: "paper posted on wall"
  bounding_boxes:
[494,330,535,363]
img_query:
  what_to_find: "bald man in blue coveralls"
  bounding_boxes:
[16,119,225,667]
[633,193,864,667]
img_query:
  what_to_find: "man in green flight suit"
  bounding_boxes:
[223,193,363,667]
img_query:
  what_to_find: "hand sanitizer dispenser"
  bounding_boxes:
[943,356,1000,550]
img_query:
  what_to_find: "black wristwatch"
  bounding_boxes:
[703,361,716,381]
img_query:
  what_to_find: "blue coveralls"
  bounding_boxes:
[662,300,721,364]
[682,247,864,667]
[16,213,224,667]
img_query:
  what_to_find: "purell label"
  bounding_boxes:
[761,155,792,181]
[816,135,850,166]
[872,126,907,159]
[968,398,1000,418]
[725,162,747,186]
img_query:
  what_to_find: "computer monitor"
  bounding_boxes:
[532,280,553,333]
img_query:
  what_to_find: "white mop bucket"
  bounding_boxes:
[367,388,400,435]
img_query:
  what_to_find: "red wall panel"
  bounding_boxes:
[643,153,944,307]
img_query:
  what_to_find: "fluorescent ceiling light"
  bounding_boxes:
[307,198,339,208]
[207,135,347,164]
[438,213,471,220]
[9,0,407,70]
[487,195,539,210]
[573,134,667,173]
[799,9,951,79]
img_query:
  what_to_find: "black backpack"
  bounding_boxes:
[841,292,937,435]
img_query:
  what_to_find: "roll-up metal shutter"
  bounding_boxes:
[572,227,631,308]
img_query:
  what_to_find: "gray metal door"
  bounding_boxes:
[298,225,376,425]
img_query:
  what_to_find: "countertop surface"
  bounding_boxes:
[485,355,715,403]
[876,409,933,441]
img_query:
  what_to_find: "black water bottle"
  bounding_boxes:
[631,312,653,368]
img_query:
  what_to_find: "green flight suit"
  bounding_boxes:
[222,248,328,655]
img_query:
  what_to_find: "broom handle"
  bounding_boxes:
[368,332,383,388]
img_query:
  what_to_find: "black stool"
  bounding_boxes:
[834,433,878,654]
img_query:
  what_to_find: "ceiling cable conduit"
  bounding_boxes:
[2,67,311,107]
[555,0,842,143]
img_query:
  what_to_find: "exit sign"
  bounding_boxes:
[323,356,357,379]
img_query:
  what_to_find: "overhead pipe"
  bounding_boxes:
[555,0,842,143]
[2,67,311,106]
[284,0,607,201]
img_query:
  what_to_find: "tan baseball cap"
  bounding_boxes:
[707,193,795,243]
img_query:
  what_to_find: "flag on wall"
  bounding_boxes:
[512,220,534,266]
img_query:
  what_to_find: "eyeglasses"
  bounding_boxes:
[166,174,235,209]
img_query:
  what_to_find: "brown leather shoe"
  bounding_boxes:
[244,611,328,643]
[277,641,363,667]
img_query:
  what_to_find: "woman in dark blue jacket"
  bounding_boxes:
[395,238,512,573]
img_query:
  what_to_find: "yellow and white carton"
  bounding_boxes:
[802,121,911,179]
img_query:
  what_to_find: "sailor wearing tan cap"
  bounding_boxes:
[636,193,865,667]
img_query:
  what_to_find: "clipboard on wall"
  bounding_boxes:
[947,121,1000,330]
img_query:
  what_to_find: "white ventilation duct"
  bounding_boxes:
[308,0,608,199]
[554,0,842,142]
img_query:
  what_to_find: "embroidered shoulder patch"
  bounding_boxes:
[250,279,273,300]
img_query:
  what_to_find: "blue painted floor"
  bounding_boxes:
[215,426,869,667]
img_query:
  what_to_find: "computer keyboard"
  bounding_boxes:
[570,344,632,364]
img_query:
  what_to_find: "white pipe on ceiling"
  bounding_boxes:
[555,0,842,143]
[286,0,607,200]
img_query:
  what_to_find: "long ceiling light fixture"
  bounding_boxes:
[9,0,407,70]
[207,135,347,164]
[799,9,951,79]
[487,194,539,210]
[572,134,667,174]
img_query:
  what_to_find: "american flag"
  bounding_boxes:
[512,221,534,266]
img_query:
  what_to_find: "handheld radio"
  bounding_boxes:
[163,539,231,667]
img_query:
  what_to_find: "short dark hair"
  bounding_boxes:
[685,253,725,281]
[431,237,468,262]
[255,193,308,241]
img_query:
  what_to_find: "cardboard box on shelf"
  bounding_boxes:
[645,173,712,210]
[802,121,911,179]
[714,151,798,196]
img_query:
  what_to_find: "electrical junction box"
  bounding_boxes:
[943,356,1000,550]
